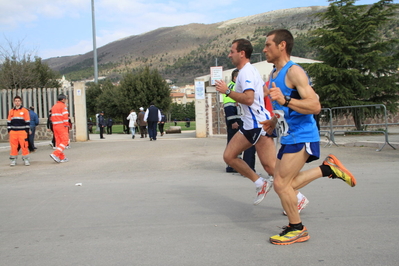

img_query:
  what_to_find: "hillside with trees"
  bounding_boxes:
[44,6,330,85]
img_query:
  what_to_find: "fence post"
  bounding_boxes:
[73,82,88,142]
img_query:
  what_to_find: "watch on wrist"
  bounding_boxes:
[225,89,231,96]
[283,95,291,107]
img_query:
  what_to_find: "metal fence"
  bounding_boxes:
[0,87,74,120]
[319,104,396,151]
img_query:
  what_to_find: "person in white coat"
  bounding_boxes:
[127,109,138,139]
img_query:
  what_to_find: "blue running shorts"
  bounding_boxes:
[277,142,320,163]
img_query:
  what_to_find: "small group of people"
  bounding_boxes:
[92,105,166,140]
[215,29,357,245]
[8,94,71,166]
[127,104,166,140]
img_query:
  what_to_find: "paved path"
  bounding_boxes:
[1,130,398,265]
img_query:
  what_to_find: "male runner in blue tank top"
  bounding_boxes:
[262,29,357,245]
[215,39,275,206]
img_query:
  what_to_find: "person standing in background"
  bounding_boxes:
[7,96,30,166]
[127,109,138,139]
[106,116,113,135]
[98,111,106,139]
[158,110,166,136]
[144,102,161,141]
[95,113,100,132]
[137,107,147,138]
[28,106,39,152]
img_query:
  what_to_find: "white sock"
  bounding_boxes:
[297,192,304,201]
[254,177,264,187]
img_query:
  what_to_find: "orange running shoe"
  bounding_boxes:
[323,154,356,187]
[270,226,310,245]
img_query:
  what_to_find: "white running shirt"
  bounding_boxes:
[235,62,272,130]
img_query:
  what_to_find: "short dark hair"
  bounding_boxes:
[232,39,253,59]
[29,106,34,110]
[58,94,67,101]
[13,96,22,101]
[266,29,294,55]
[231,69,239,80]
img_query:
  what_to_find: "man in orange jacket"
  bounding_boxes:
[50,94,70,163]
[7,96,31,166]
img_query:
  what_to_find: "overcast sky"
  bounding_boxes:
[0,0,387,59]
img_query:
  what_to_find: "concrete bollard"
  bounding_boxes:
[166,126,181,134]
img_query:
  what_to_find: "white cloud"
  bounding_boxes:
[0,2,37,29]
[0,0,88,30]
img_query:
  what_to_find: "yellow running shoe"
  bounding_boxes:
[323,154,356,187]
[270,226,310,245]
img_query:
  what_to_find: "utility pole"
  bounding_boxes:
[91,0,98,84]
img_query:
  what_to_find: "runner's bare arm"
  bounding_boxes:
[215,80,254,105]
[285,65,320,114]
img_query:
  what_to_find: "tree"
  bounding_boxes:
[33,57,61,88]
[185,101,195,120]
[86,81,104,119]
[85,66,172,125]
[169,102,195,121]
[119,66,171,113]
[0,39,60,89]
[305,0,399,130]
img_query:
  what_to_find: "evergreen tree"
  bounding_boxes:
[86,81,104,118]
[169,102,195,121]
[33,57,60,88]
[119,66,171,113]
[96,80,119,119]
[305,0,399,129]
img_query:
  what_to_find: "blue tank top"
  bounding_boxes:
[269,61,319,144]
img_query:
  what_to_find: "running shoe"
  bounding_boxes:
[50,154,61,163]
[283,196,309,216]
[10,159,16,166]
[270,226,310,245]
[24,159,30,166]
[323,154,356,187]
[254,179,273,205]
[60,158,69,163]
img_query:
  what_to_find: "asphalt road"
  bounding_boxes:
[0,132,398,266]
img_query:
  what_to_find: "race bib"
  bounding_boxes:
[273,110,289,137]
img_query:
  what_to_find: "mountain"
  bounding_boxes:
[45,6,329,85]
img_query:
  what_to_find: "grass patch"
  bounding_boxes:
[345,128,386,135]
[92,121,196,134]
